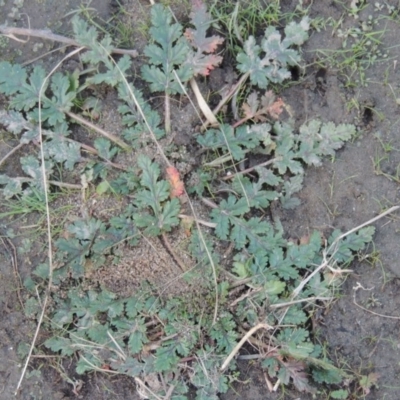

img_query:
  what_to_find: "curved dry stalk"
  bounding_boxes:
[0,25,138,57]
[189,77,218,126]
[15,46,85,395]
[220,322,273,371]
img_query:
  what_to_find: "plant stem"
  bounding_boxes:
[165,93,171,134]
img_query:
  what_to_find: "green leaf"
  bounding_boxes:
[269,247,299,280]
[111,357,144,376]
[232,176,278,209]
[55,237,89,279]
[262,357,279,377]
[134,155,180,234]
[0,109,28,134]
[312,367,343,384]
[44,337,75,356]
[71,17,131,86]
[297,120,356,164]
[96,181,110,195]
[281,306,308,325]
[0,61,27,95]
[33,263,50,280]
[236,18,309,88]
[159,198,180,231]
[210,312,237,352]
[331,389,349,399]
[67,218,104,241]
[184,0,224,76]
[264,280,286,298]
[329,226,375,262]
[211,196,249,240]
[198,124,260,161]
[155,343,180,372]
[284,18,310,45]
[0,175,23,198]
[142,4,193,95]
[118,82,164,147]
[44,136,81,170]
[128,328,148,354]
[76,353,102,374]
[94,138,118,160]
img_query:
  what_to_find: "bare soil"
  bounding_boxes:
[1,0,400,399]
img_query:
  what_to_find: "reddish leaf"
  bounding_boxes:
[184,0,224,76]
[261,91,284,120]
[280,360,316,394]
[241,90,285,123]
[166,166,185,198]
[359,372,379,395]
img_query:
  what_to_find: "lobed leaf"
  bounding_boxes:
[184,0,224,76]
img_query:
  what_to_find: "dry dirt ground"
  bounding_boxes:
[1,0,400,399]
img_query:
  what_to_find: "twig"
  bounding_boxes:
[164,384,176,400]
[10,176,81,189]
[220,322,273,371]
[269,296,333,309]
[0,236,24,310]
[178,214,216,228]
[66,111,131,151]
[229,287,263,307]
[107,331,127,361]
[0,25,138,57]
[0,142,25,168]
[353,282,400,320]
[161,233,186,272]
[221,157,282,181]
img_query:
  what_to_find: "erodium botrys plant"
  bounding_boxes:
[0,1,385,399]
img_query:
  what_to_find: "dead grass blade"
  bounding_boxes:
[15,46,85,395]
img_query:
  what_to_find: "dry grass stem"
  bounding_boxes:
[189,77,218,125]
[15,46,85,395]
[0,25,138,57]
[220,322,273,371]
[0,142,25,168]
[353,282,400,320]
[221,157,282,181]
[66,111,131,151]
[0,236,24,310]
